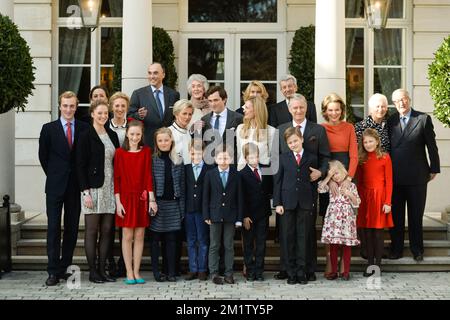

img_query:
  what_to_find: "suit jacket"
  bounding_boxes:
[273,150,318,211]
[387,109,440,185]
[185,163,213,213]
[278,120,330,178]
[39,119,89,197]
[128,85,180,148]
[239,165,273,221]
[202,166,243,223]
[269,100,317,128]
[152,155,185,216]
[76,126,120,191]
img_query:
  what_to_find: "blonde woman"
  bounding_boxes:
[169,99,194,164]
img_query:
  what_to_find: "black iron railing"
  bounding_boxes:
[0,195,12,274]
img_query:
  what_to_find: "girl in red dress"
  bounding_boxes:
[114,120,157,284]
[356,128,393,277]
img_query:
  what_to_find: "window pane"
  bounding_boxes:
[347,68,364,105]
[239,82,277,106]
[345,0,364,18]
[388,0,403,18]
[59,0,78,17]
[59,66,91,104]
[346,28,364,65]
[351,106,365,123]
[241,39,276,81]
[189,0,277,22]
[101,27,120,64]
[374,67,401,102]
[188,39,225,81]
[101,67,114,96]
[374,29,401,65]
[59,28,91,64]
[101,0,123,17]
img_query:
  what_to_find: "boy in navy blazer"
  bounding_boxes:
[38,91,89,286]
[273,127,318,285]
[184,141,212,281]
[203,145,243,285]
[239,143,273,281]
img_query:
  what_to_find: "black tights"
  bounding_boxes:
[84,214,115,274]
[365,228,384,266]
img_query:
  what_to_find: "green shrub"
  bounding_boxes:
[428,36,450,127]
[112,26,178,92]
[0,14,35,114]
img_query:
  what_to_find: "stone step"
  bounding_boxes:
[19,223,448,240]
[12,255,450,272]
[15,238,450,257]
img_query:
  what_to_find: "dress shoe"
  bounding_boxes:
[325,272,338,280]
[58,272,72,281]
[341,273,350,281]
[198,272,208,281]
[166,276,177,282]
[306,273,317,281]
[185,272,197,281]
[388,252,403,260]
[135,278,146,284]
[89,271,105,284]
[363,270,374,277]
[224,275,235,284]
[45,275,59,286]
[414,254,424,262]
[287,276,297,285]
[154,274,166,282]
[274,271,288,280]
[100,272,116,282]
[297,275,308,285]
[212,275,223,285]
[255,275,265,281]
[124,278,136,285]
[246,273,256,282]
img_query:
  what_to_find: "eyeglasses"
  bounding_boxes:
[393,97,409,104]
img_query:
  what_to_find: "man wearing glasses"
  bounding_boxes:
[387,89,440,262]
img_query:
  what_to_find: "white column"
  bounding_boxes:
[121,0,152,96]
[0,0,15,203]
[314,0,346,122]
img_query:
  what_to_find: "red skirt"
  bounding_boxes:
[357,186,393,229]
[115,192,150,228]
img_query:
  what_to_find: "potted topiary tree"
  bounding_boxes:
[428,35,450,221]
[0,13,35,114]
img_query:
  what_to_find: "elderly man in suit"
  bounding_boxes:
[269,75,317,128]
[128,62,180,148]
[38,91,89,286]
[201,86,243,163]
[387,89,440,261]
[275,93,330,281]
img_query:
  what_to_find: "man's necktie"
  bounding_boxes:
[400,116,407,132]
[220,171,227,188]
[194,165,200,181]
[254,168,261,182]
[154,89,164,120]
[66,122,72,149]
[296,153,301,165]
[214,114,220,131]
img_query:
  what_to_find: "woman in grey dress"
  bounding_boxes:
[77,99,120,283]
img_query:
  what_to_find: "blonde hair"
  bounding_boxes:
[328,160,348,177]
[109,92,130,112]
[321,93,346,122]
[242,142,260,159]
[89,98,109,115]
[172,99,194,117]
[153,127,182,165]
[242,81,269,102]
[240,96,269,142]
[358,128,385,164]
[59,91,79,106]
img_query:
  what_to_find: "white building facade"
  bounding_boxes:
[6,0,450,213]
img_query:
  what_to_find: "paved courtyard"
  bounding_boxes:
[0,271,449,300]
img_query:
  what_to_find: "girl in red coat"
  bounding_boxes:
[114,120,157,284]
[356,128,394,277]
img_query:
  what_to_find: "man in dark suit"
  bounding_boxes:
[269,74,317,128]
[275,94,330,281]
[128,62,180,148]
[201,86,243,164]
[387,89,440,262]
[38,91,89,286]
